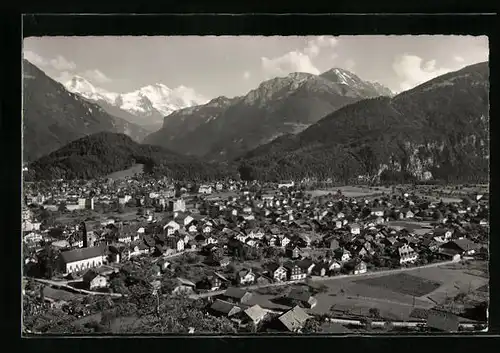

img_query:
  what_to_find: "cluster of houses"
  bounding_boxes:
[23,178,489,332]
[206,286,316,332]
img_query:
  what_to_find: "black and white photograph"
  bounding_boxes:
[21,33,489,335]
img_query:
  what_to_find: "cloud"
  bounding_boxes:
[453,55,465,63]
[49,55,76,71]
[344,59,356,71]
[55,71,74,84]
[261,51,320,77]
[304,35,338,58]
[23,50,47,67]
[392,54,452,92]
[23,51,77,73]
[243,71,251,80]
[261,36,338,77]
[82,69,111,84]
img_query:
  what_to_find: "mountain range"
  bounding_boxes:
[238,62,490,184]
[23,59,489,185]
[144,69,394,160]
[64,76,208,131]
[22,60,150,162]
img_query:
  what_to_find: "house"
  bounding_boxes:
[440,239,480,256]
[59,245,107,274]
[210,299,242,317]
[198,185,213,194]
[166,236,185,252]
[280,235,291,248]
[433,228,453,241]
[168,199,186,213]
[266,263,288,282]
[400,208,415,219]
[334,249,351,263]
[312,262,329,277]
[349,223,361,235]
[176,213,194,226]
[371,207,385,217]
[286,246,301,259]
[202,274,222,291]
[284,261,306,281]
[278,181,295,189]
[171,277,196,295]
[82,270,108,290]
[285,288,318,308]
[237,269,256,285]
[240,304,267,326]
[277,306,311,332]
[296,258,315,274]
[327,260,342,272]
[118,233,132,244]
[164,220,180,236]
[255,274,273,286]
[398,244,418,264]
[353,261,367,275]
[222,287,253,304]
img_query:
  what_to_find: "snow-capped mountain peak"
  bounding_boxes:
[64,76,208,124]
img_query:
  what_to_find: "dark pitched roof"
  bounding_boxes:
[60,245,106,264]
[451,238,480,252]
[278,306,311,331]
[427,310,460,332]
[223,287,251,300]
[210,299,241,316]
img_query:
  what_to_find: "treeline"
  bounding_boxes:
[25,132,239,181]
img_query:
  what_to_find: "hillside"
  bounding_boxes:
[24,132,238,181]
[238,62,490,184]
[22,60,149,162]
[144,69,392,160]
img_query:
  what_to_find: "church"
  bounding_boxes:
[59,222,107,273]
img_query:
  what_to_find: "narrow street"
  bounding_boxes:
[188,259,460,300]
[27,277,124,297]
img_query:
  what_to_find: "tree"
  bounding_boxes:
[58,202,68,212]
[37,245,61,279]
[369,307,381,319]
[302,318,322,333]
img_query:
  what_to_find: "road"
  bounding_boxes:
[310,258,460,282]
[152,249,197,263]
[188,259,460,300]
[27,277,124,298]
[188,279,306,299]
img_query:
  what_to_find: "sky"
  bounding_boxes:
[23,35,489,99]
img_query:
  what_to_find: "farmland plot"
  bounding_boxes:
[354,273,441,297]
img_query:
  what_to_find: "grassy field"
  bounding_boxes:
[298,260,489,321]
[308,186,389,198]
[105,164,144,180]
[354,273,441,297]
[386,221,433,233]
